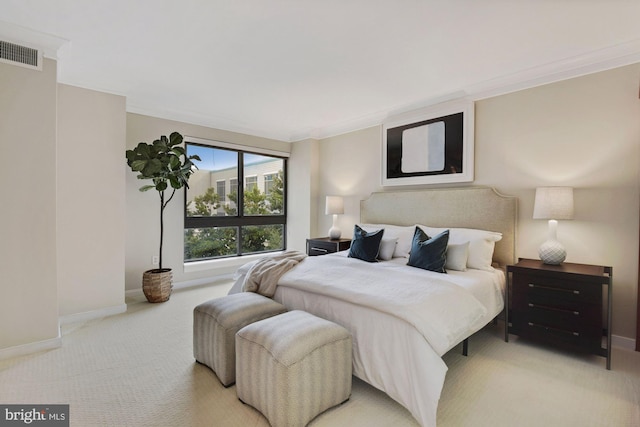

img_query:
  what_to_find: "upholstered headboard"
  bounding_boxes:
[360,187,517,267]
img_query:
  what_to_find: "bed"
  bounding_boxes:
[230,187,517,427]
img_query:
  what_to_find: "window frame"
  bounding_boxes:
[184,139,288,261]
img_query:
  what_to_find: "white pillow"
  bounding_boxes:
[378,238,398,261]
[359,224,414,258]
[445,242,469,271]
[418,225,502,271]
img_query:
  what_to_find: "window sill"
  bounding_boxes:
[183,251,283,274]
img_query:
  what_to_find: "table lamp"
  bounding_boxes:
[325,196,344,240]
[533,187,574,265]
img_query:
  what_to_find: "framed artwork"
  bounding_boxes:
[382,100,474,186]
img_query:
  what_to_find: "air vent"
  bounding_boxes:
[0,40,41,70]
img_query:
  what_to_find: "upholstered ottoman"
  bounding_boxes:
[236,310,352,427]
[193,292,287,387]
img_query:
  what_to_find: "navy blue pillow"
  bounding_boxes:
[407,227,449,273]
[348,225,384,262]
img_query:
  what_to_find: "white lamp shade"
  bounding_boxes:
[325,196,344,215]
[533,187,574,220]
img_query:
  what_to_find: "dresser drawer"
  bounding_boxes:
[512,299,601,333]
[306,238,351,256]
[512,274,601,304]
[511,319,603,352]
[308,241,335,256]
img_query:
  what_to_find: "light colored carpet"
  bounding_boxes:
[0,282,638,427]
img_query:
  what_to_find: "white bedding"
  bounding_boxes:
[230,251,505,427]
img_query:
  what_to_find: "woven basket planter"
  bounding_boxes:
[142,268,173,303]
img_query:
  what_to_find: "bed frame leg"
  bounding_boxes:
[462,339,468,356]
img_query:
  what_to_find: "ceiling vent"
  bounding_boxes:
[0,40,42,70]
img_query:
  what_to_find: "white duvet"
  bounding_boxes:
[230,251,505,427]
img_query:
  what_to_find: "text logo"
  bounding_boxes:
[0,405,69,426]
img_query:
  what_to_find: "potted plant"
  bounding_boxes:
[126,132,200,302]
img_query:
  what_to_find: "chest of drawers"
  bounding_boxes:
[505,258,612,369]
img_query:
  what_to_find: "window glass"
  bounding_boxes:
[184,227,237,260]
[186,146,238,218]
[241,225,284,254]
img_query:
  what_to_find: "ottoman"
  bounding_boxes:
[193,292,287,386]
[236,310,352,427]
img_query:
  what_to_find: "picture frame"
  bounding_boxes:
[382,99,474,186]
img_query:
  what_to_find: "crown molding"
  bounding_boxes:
[126,103,292,143]
[89,37,640,144]
[295,39,640,142]
[466,38,640,101]
[0,20,68,59]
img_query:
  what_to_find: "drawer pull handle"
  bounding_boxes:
[527,303,580,316]
[527,322,579,336]
[311,247,328,253]
[528,283,580,295]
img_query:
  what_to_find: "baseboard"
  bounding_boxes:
[612,334,636,351]
[125,274,234,301]
[173,274,234,290]
[59,304,128,325]
[0,332,62,361]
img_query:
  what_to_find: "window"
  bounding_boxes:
[184,141,287,261]
[264,173,275,195]
[216,180,226,215]
[245,175,257,191]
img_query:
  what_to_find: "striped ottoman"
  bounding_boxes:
[193,292,287,387]
[236,310,352,427]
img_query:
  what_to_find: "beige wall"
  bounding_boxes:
[125,113,291,289]
[314,64,640,341]
[0,58,59,351]
[289,138,320,251]
[57,84,127,316]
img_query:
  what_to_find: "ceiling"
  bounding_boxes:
[2,1,640,142]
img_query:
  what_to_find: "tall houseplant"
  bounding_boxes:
[126,132,200,302]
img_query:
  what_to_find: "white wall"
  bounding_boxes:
[125,113,291,290]
[314,64,640,341]
[57,84,127,316]
[0,58,60,351]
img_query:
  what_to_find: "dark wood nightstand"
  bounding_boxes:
[505,258,612,369]
[306,237,351,256]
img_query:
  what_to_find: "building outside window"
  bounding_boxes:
[184,141,287,261]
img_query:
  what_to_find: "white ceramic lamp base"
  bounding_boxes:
[538,240,566,265]
[328,214,341,239]
[539,219,566,265]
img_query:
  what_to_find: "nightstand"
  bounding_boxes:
[306,237,351,256]
[505,258,612,369]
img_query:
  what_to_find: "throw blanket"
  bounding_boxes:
[242,250,307,297]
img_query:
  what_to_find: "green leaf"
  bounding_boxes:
[156,181,168,192]
[139,185,155,192]
[144,158,163,175]
[169,176,181,189]
[168,155,180,169]
[169,132,183,147]
[130,159,147,172]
